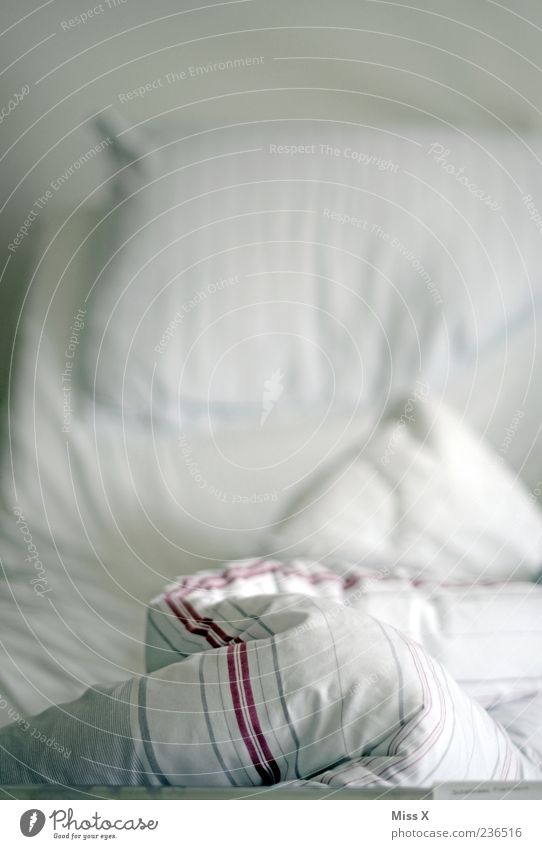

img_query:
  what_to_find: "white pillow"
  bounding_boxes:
[266,394,542,583]
[83,114,539,429]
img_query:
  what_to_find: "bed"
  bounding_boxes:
[1,118,542,795]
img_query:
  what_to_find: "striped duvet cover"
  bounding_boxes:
[1,557,541,789]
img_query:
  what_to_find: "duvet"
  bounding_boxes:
[0,557,541,788]
[2,388,542,789]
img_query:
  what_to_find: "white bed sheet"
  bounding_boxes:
[1,205,542,758]
[0,217,379,723]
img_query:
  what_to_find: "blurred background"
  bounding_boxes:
[3,0,542,737]
[2,0,542,476]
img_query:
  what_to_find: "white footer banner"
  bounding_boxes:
[1,798,541,848]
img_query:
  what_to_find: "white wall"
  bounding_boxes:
[2,0,542,478]
[2,0,542,215]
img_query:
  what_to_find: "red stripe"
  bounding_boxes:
[227,644,274,785]
[171,560,352,600]
[165,594,245,649]
[181,598,243,646]
[168,558,502,605]
[164,593,222,648]
[376,644,445,784]
[238,641,281,784]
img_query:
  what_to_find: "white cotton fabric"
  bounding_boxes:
[84,116,542,429]
[266,395,542,583]
[1,575,540,788]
